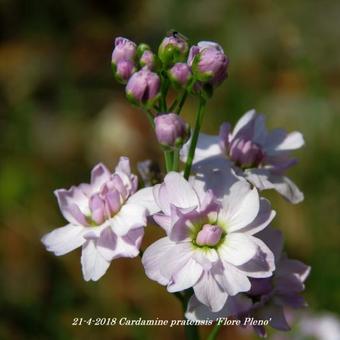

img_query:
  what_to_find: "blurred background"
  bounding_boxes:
[1,0,340,339]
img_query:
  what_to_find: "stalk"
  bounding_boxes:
[183,96,206,179]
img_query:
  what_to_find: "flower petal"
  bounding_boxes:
[274,131,305,151]
[185,294,252,321]
[115,156,132,174]
[159,242,193,281]
[81,239,110,281]
[112,227,143,259]
[54,187,90,224]
[219,233,257,266]
[111,203,147,236]
[158,172,199,213]
[90,163,111,192]
[96,227,117,261]
[142,237,176,285]
[256,227,284,260]
[240,198,276,235]
[219,181,260,232]
[216,261,251,295]
[41,224,85,256]
[231,109,256,140]
[245,169,304,204]
[193,270,228,312]
[152,213,172,233]
[257,304,290,331]
[167,258,203,293]
[127,187,160,215]
[180,133,222,164]
[191,165,239,200]
[235,235,275,278]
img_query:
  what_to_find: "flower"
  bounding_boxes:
[180,109,305,203]
[183,228,310,337]
[158,32,189,67]
[188,41,229,87]
[154,113,189,148]
[125,67,161,106]
[168,63,192,88]
[142,172,275,312]
[239,227,311,337]
[41,157,159,281]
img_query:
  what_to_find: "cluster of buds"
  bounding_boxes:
[111,31,229,108]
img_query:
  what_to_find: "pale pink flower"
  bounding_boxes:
[180,109,305,203]
[185,228,310,336]
[142,172,275,312]
[42,157,158,281]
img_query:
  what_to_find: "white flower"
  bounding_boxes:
[142,172,275,312]
[42,157,158,281]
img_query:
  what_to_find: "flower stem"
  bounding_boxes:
[172,148,180,171]
[160,73,169,111]
[207,323,223,340]
[183,96,206,179]
[144,109,155,127]
[176,90,188,114]
[164,150,173,172]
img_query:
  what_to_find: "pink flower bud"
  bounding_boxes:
[158,32,189,67]
[140,50,155,69]
[125,68,160,105]
[112,37,137,65]
[154,113,189,148]
[196,224,223,247]
[189,41,229,87]
[115,60,136,84]
[168,63,192,87]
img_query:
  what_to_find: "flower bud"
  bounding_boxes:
[125,68,161,106]
[112,37,137,65]
[140,50,156,69]
[168,62,192,88]
[113,60,136,84]
[154,113,189,148]
[158,32,189,68]
[196,224,223,247]
[189,41,229,87]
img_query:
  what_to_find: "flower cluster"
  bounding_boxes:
[41,31,310,339]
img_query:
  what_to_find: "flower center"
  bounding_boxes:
[195,224,223,247]
[88,180,124,225]
[229,138,264,168]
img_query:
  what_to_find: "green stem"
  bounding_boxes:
[172,148,179,171]
[160,74,169,111]
[144,109,155,127]
[183,97,206,179]
[164,150,173,172]
[169,97,178,112]
[176,90,188,114]
[207,323,222,340]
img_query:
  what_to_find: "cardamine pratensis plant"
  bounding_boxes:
[41,30,309,339]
